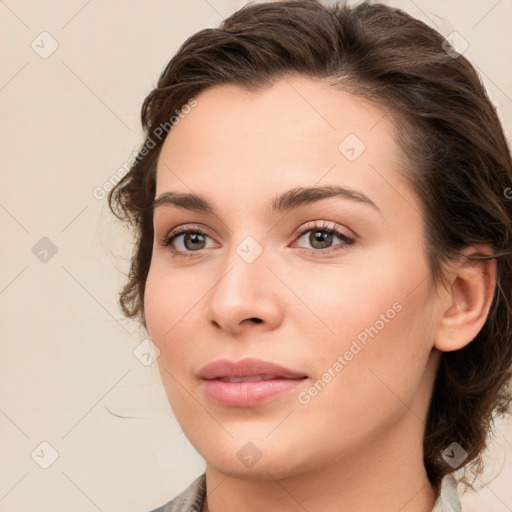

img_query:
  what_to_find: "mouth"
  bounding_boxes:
[198,357,308,380]
[198,358,309,407]
[214,375,304,382]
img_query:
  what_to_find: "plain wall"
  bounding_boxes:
[1,1,511,510]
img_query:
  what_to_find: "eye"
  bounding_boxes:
[291,221,355,255]
[159,221,355,259]
[160,225,218,258]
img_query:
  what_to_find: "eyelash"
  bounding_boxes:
[159,221,355,259]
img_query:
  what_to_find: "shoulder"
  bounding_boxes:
[147,473,206,512]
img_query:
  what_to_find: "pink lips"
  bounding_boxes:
[198,357,308,407]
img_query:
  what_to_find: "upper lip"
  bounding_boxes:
[198,357,308,380]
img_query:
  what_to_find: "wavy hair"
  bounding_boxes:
[108,0,512,490]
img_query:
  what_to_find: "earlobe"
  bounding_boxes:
[433,245,497,352]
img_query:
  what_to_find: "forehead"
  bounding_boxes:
[154,77,418,220]
[158,77,394,162]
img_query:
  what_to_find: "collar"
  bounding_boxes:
[151,472,461,511]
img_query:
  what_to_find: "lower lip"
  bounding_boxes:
[201,378,307,407]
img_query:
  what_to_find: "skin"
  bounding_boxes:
[144,76,496,512]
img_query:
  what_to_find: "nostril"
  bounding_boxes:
[249,317,263,324]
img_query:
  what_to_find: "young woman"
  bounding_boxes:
[108,1,512,511]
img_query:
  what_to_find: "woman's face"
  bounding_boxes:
[144,77,442,479]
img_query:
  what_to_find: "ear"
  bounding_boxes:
[433,244,497,352]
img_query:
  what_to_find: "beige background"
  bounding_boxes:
[0,0,511,510]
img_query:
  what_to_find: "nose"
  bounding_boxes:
[206,249,284,335]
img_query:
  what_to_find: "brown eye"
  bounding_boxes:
[160,226,218,258]
[181,232,207,251]
[293,222,355,255]
[308,230,334,250]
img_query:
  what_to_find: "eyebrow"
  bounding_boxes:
[152,184,380,215]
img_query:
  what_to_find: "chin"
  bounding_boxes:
[194,435,309,480]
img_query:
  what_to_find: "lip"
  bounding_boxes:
[198,357,307,380]
[199,357,308,407]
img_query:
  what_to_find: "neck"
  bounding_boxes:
[203,414,437,512]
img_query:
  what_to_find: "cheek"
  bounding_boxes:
[299,274,435,430]
[291,250,435,405]
[282,254,409,357]
[144,269,201,418]
[143,266,200,367]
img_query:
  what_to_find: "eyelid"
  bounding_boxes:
[162,220,354,241]
[291,220,355,241]
[160,223,217,247]
[165,223,212,238]
[160,220,356,257]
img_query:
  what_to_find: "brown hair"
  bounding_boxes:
[109,0,512,490]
